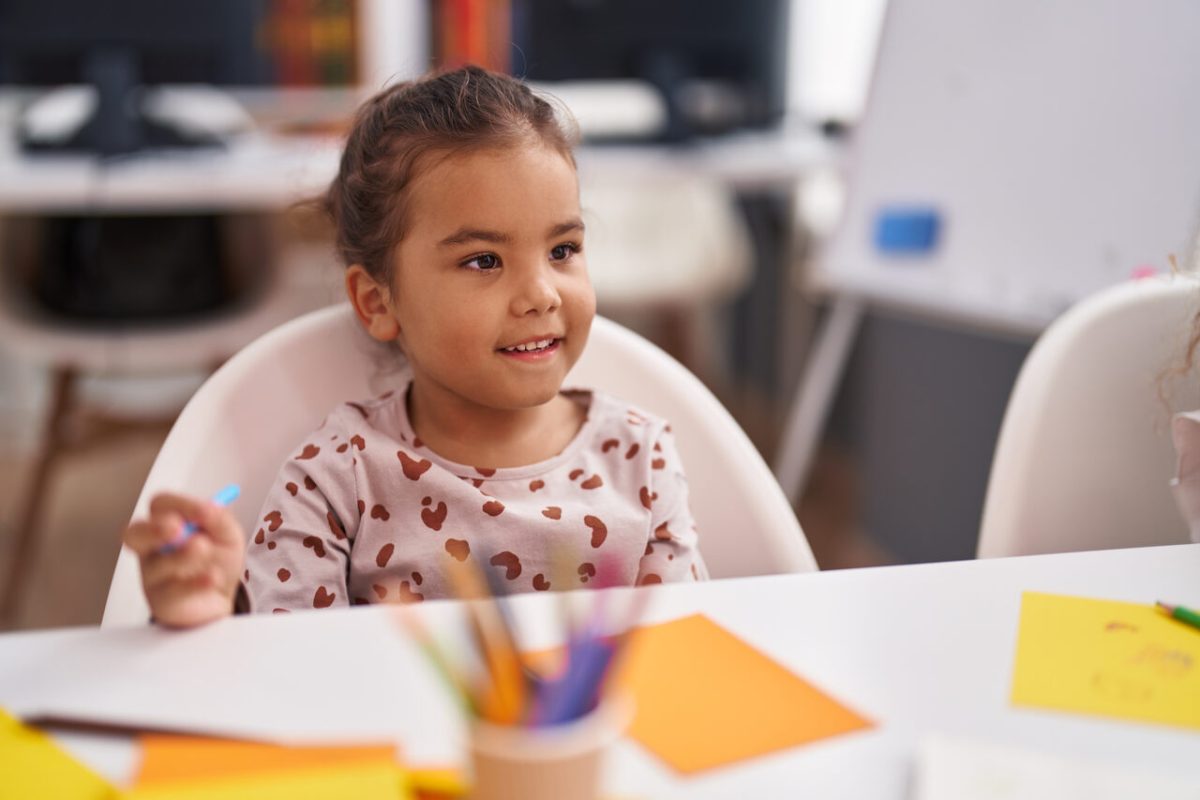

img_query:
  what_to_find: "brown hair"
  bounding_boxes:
[323,65,578,283]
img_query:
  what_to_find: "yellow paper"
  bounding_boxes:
[1012,592,1200,730]
[135,735,398,786]
[122,761,404,800]
[616,614,873,773]
[128,734,408,799]
[0,707,118,799]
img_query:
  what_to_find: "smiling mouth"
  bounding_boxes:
[499,337,560,354]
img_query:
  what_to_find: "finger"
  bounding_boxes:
[142,536,216,592]
[148,493,242,549]
[124,513,186,556]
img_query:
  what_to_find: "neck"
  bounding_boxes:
[406,381,583,469]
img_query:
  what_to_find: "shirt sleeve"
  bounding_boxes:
[635,425,710,585]
[243,414,362,613]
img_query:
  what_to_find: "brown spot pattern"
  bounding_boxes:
[296,444,320,460]
[602,439,620,452]
[304,476,318,490]
[445,539,470,561]
[654,522,674,541]
[313,586,336,608]
[302,536,327,558]
[421,501,448,531]
[285,482,298,496]
[254,528,265,545]
[569,468,584,480]
[581,474,603,490]
[370,504,390,521]
[398,581,424,603]
[542,506,562,520]
[373,584,388,599]
[578,563,596,583]
[651,459,666,470]
[490,551,522,580]
[584,515,608,548]
[625,443,640,459]
[533,574,551,591]
[376,543,395,568]
[529,479,545,492]
[639,487,658,509]
[397,451,432,480]
[277,568,291,583]
[482,500,505,517]
[263,511,283,532]
[326,511,347,540]
[639,574,663,586]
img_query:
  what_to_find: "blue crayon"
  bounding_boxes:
[159,483,240,554]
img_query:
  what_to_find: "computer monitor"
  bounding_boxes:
[0,0,272,155]
[510,0,789,142]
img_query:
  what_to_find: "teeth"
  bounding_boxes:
[505,338,555,353]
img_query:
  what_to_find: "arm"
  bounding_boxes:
[243,419,361,613]
[635,426,710,585]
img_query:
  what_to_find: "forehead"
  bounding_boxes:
[405,144,580,238]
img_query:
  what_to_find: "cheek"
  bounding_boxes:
[563,266,597,319]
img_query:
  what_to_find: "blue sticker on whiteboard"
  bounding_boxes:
[874,208,941,255]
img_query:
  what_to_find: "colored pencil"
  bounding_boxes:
[1156,600,1200,631]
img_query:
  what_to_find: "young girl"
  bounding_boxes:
[123,65,708,627]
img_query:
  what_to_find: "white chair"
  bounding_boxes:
[103,304,816,626]
[977,275,1200,558]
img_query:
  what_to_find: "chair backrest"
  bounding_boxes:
[103,305,815,626]
[977,275,1200,558]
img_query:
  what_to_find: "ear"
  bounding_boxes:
[345,265,401,342]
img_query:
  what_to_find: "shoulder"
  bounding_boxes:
[579,390,678,468]
[322,390,406,434]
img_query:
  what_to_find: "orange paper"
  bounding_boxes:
[135,735,397,786]
[616,614,872,773]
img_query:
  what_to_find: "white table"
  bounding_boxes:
[0,127,834,213]
[1,543,1198,797]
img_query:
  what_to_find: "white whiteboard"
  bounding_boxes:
[812,0,1200,333]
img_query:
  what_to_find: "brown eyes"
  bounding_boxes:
[462,253,500,271]
[461,243,580,272]
[550,243,580,261]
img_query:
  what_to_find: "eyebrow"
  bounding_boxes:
[437,218,585,248]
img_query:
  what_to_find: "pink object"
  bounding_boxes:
[1131,265,1158,280]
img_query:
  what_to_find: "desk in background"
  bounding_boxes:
[1,543,1197,797]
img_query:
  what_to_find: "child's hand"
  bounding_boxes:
[122,492,246,628]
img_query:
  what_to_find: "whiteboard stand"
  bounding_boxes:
[773,294,864,506]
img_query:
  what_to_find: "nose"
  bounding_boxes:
[510,261,561,317]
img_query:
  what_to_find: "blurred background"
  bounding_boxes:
[2,0,1193,631]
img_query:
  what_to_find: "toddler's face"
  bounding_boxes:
[387,143,595,411]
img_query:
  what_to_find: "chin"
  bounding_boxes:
[488,377,564,410]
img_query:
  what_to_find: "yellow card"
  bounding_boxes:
[134,735,398,786]
[616,614,873,773]
[122,761,405,800]
[1012,592,1200,730]
[126,734,409,799]
[0,707,117,799]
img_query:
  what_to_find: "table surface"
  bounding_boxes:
[0,127,836,213]
[2,543,1198,796]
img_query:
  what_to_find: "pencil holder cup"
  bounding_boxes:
[467,695,633,800]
